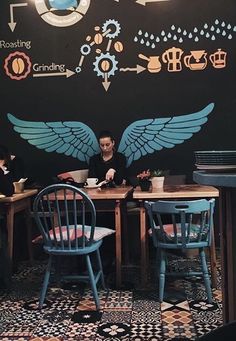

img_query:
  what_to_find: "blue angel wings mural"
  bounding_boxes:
[7,102,214,166]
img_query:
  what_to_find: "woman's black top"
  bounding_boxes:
[0,156,25,196]
[9,156,25,181]
[88,152,126,185]
[0,169,14,196]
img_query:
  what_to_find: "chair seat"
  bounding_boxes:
[33,224,114,244]
[43,239,103,255]
[150,223,209,243]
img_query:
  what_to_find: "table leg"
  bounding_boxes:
[140,203,148,287]
[121,200,130,265]
[115,200,121,287]
[24,202,33,265]
[6,204,14,267]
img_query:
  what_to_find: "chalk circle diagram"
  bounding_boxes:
[35,0,91,27]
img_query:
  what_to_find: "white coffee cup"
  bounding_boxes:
[86,178,98,186]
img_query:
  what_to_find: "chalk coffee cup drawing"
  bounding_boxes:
[86,178,98,186]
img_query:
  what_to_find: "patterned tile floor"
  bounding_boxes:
[0,256,223,341]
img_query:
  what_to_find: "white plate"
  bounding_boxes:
[195,150,236,154]
[84,184,100,189]
[196,164,236,170]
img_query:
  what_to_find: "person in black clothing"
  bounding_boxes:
[88,130,127,185]
[0,144,25,194]
[88,131,127,278]
[8,154,25,183]
[0,145,14,289]
[0,145,14,196]
[0,145,26,287]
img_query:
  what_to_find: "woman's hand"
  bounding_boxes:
[106,168,116,181]
[0,161,9,174]
[0,160,5,170]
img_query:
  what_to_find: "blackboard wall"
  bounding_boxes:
[0,0,235,184]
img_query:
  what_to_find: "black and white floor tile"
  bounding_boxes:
[0,257,223,341]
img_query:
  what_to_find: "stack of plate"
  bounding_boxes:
[195,151,236,171]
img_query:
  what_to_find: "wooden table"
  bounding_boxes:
[47,186,132,287]
[0,189,38,268]
[133,184,219,286]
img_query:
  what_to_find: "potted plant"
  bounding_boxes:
[137,169,151,191]
[150,169,165,189]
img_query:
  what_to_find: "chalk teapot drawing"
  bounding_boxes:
[138,54,162,73]
[162,47,183,72]
[209,49,227,69]
[184,50,207,70]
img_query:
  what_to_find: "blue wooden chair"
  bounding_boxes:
[144,199,215,303]
[33,184,107,310]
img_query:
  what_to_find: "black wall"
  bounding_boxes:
[0,0,235,184]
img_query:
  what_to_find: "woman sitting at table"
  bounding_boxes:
[0,144,26,195]
[88,131,127,274]
[0,145,15,289]
[0,145,27,283]
[88,130,127,186]
[0,145,14,197]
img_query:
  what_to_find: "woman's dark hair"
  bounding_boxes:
[98,130,114,141]
[0,145,10,167]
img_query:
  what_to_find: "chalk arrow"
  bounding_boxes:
[136,0,170,6]
[102,73,111,91]
[120,65,146,74]
[33,69,75,78]
[102,81,111,91]
[8,3,28,32]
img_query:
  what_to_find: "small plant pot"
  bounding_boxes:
[139,179,151,191]
[151,176,164,190]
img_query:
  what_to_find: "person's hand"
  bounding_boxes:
[106,168,116,181]
[0,161,9,174]
[0,160,5,171]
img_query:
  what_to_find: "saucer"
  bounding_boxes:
[84,184,100,189]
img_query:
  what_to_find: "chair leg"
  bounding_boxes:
[39,255,52,309]
[159,250,166,302]
[199,249,213,303]
[155,248,160,282]
[96,249,106,289]
[86,255,100,310]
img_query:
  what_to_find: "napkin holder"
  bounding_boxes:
[13,178,27,193]
[13,182,24,193]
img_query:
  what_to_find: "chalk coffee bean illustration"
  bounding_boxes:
[114,41,123,52]
[101,60,110,71]
[12,58,25,74]
[94,33,103,44]
[4,51,31,80]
